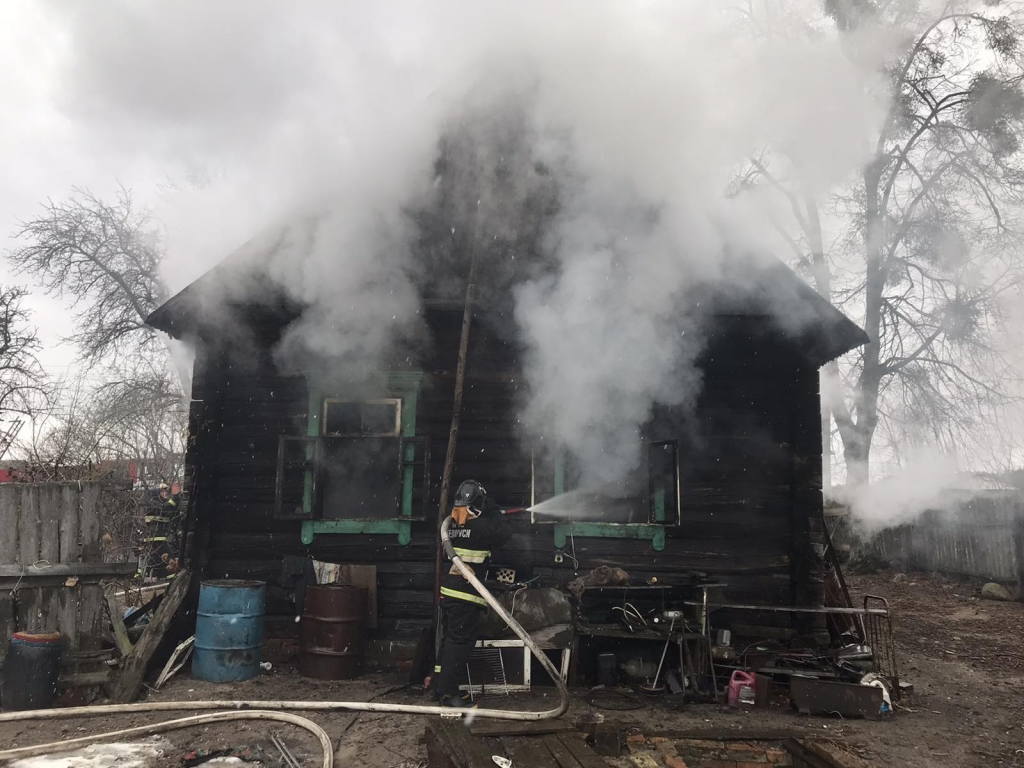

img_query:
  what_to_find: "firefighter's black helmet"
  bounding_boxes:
[454,480,487,514]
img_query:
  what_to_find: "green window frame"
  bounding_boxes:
[297,371,425,546]
[534,440,680,552]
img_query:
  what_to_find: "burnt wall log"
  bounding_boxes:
[187,311,827,640]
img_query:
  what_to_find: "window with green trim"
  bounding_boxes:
[274,374,428,523]
[323,399,401,437]
[530,438,679,526]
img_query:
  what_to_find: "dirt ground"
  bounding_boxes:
[2,569,1023,767]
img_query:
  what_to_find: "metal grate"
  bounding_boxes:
[461,640,529,695]
[863,594,900,697]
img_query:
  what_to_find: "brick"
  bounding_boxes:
[764,748,791,764]
[724,750,767,762]
[664,757,689,768]
[726,744,766,753]
[737,763,772,768]
[651,738,676,756]
[680,739,726,749]
[627,733,649,747]
[630,752,662,768]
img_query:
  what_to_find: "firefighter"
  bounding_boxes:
[434,479,508,708]
[141,483,181,580]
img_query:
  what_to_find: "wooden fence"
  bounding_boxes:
[870,492,1024,587]
[0,482,137,666]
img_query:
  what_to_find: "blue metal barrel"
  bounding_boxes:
[193,579,266,682]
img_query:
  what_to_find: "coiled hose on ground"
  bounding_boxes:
[0,517,570,765]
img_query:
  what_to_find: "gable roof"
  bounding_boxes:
[147,225,868,365]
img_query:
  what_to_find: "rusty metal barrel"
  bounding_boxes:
[299,584,367,680]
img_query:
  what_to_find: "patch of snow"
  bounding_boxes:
[11,738,172,768]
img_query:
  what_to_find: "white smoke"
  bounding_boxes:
[35,0,894,484]
[830,449,1004,536]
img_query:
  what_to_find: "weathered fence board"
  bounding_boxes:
[20,485,40,565]
[0,488,17,563]
[871,493,1024,586]
[0,482,134,665]
[39,484,62,632]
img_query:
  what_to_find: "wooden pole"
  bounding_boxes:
[433,248,480,604]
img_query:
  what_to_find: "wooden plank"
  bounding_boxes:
[0,485,18,563]
[59,670,111,688]
[470,721,574,737]
[0,563,139,578]
[105,590,134,658]
[0,591,12,662]
[79,584,105,652]
[79,484,102,563]
[1014,504,1024,602]
[0,574,135,590]
[425,721,459,768]
[111,570,192,703]
[59,485,80,562]
[19,588,43,632]
[59,485,81,652]
[500,736,559,768]
[425,719,494,768]
[542,735,583,768]
[556,734,611,768]
[643,728,807,740]
[39,484,61,563]
[61,647,117,664]
[18,485,44,633]
[59,585,80,652]
[19,485,41,565]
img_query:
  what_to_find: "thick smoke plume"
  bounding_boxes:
[40,1,889,487]
[832,450,965,536]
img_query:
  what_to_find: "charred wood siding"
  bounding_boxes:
[188,312,826,639]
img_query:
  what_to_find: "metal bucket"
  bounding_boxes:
[299,584,367,680]
[193,579,266,683]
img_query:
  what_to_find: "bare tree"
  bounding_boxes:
[15,358,185,483]
[0,286,48,427]
[87,356,188,483]
[14,376,104,479]
[8,186,175,373]
[738,1,1024,485]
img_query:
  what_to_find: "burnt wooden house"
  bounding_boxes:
[147,220,867,658]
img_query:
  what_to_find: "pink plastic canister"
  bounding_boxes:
[727,670,757,707]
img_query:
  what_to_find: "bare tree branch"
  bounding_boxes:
[7,186,171,367]
[0,286,49,425]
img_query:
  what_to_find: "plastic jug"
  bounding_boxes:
[727,670,757,707]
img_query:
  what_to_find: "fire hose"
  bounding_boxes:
[0,517,569,763]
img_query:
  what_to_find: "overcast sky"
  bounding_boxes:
[0,3,162,379]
